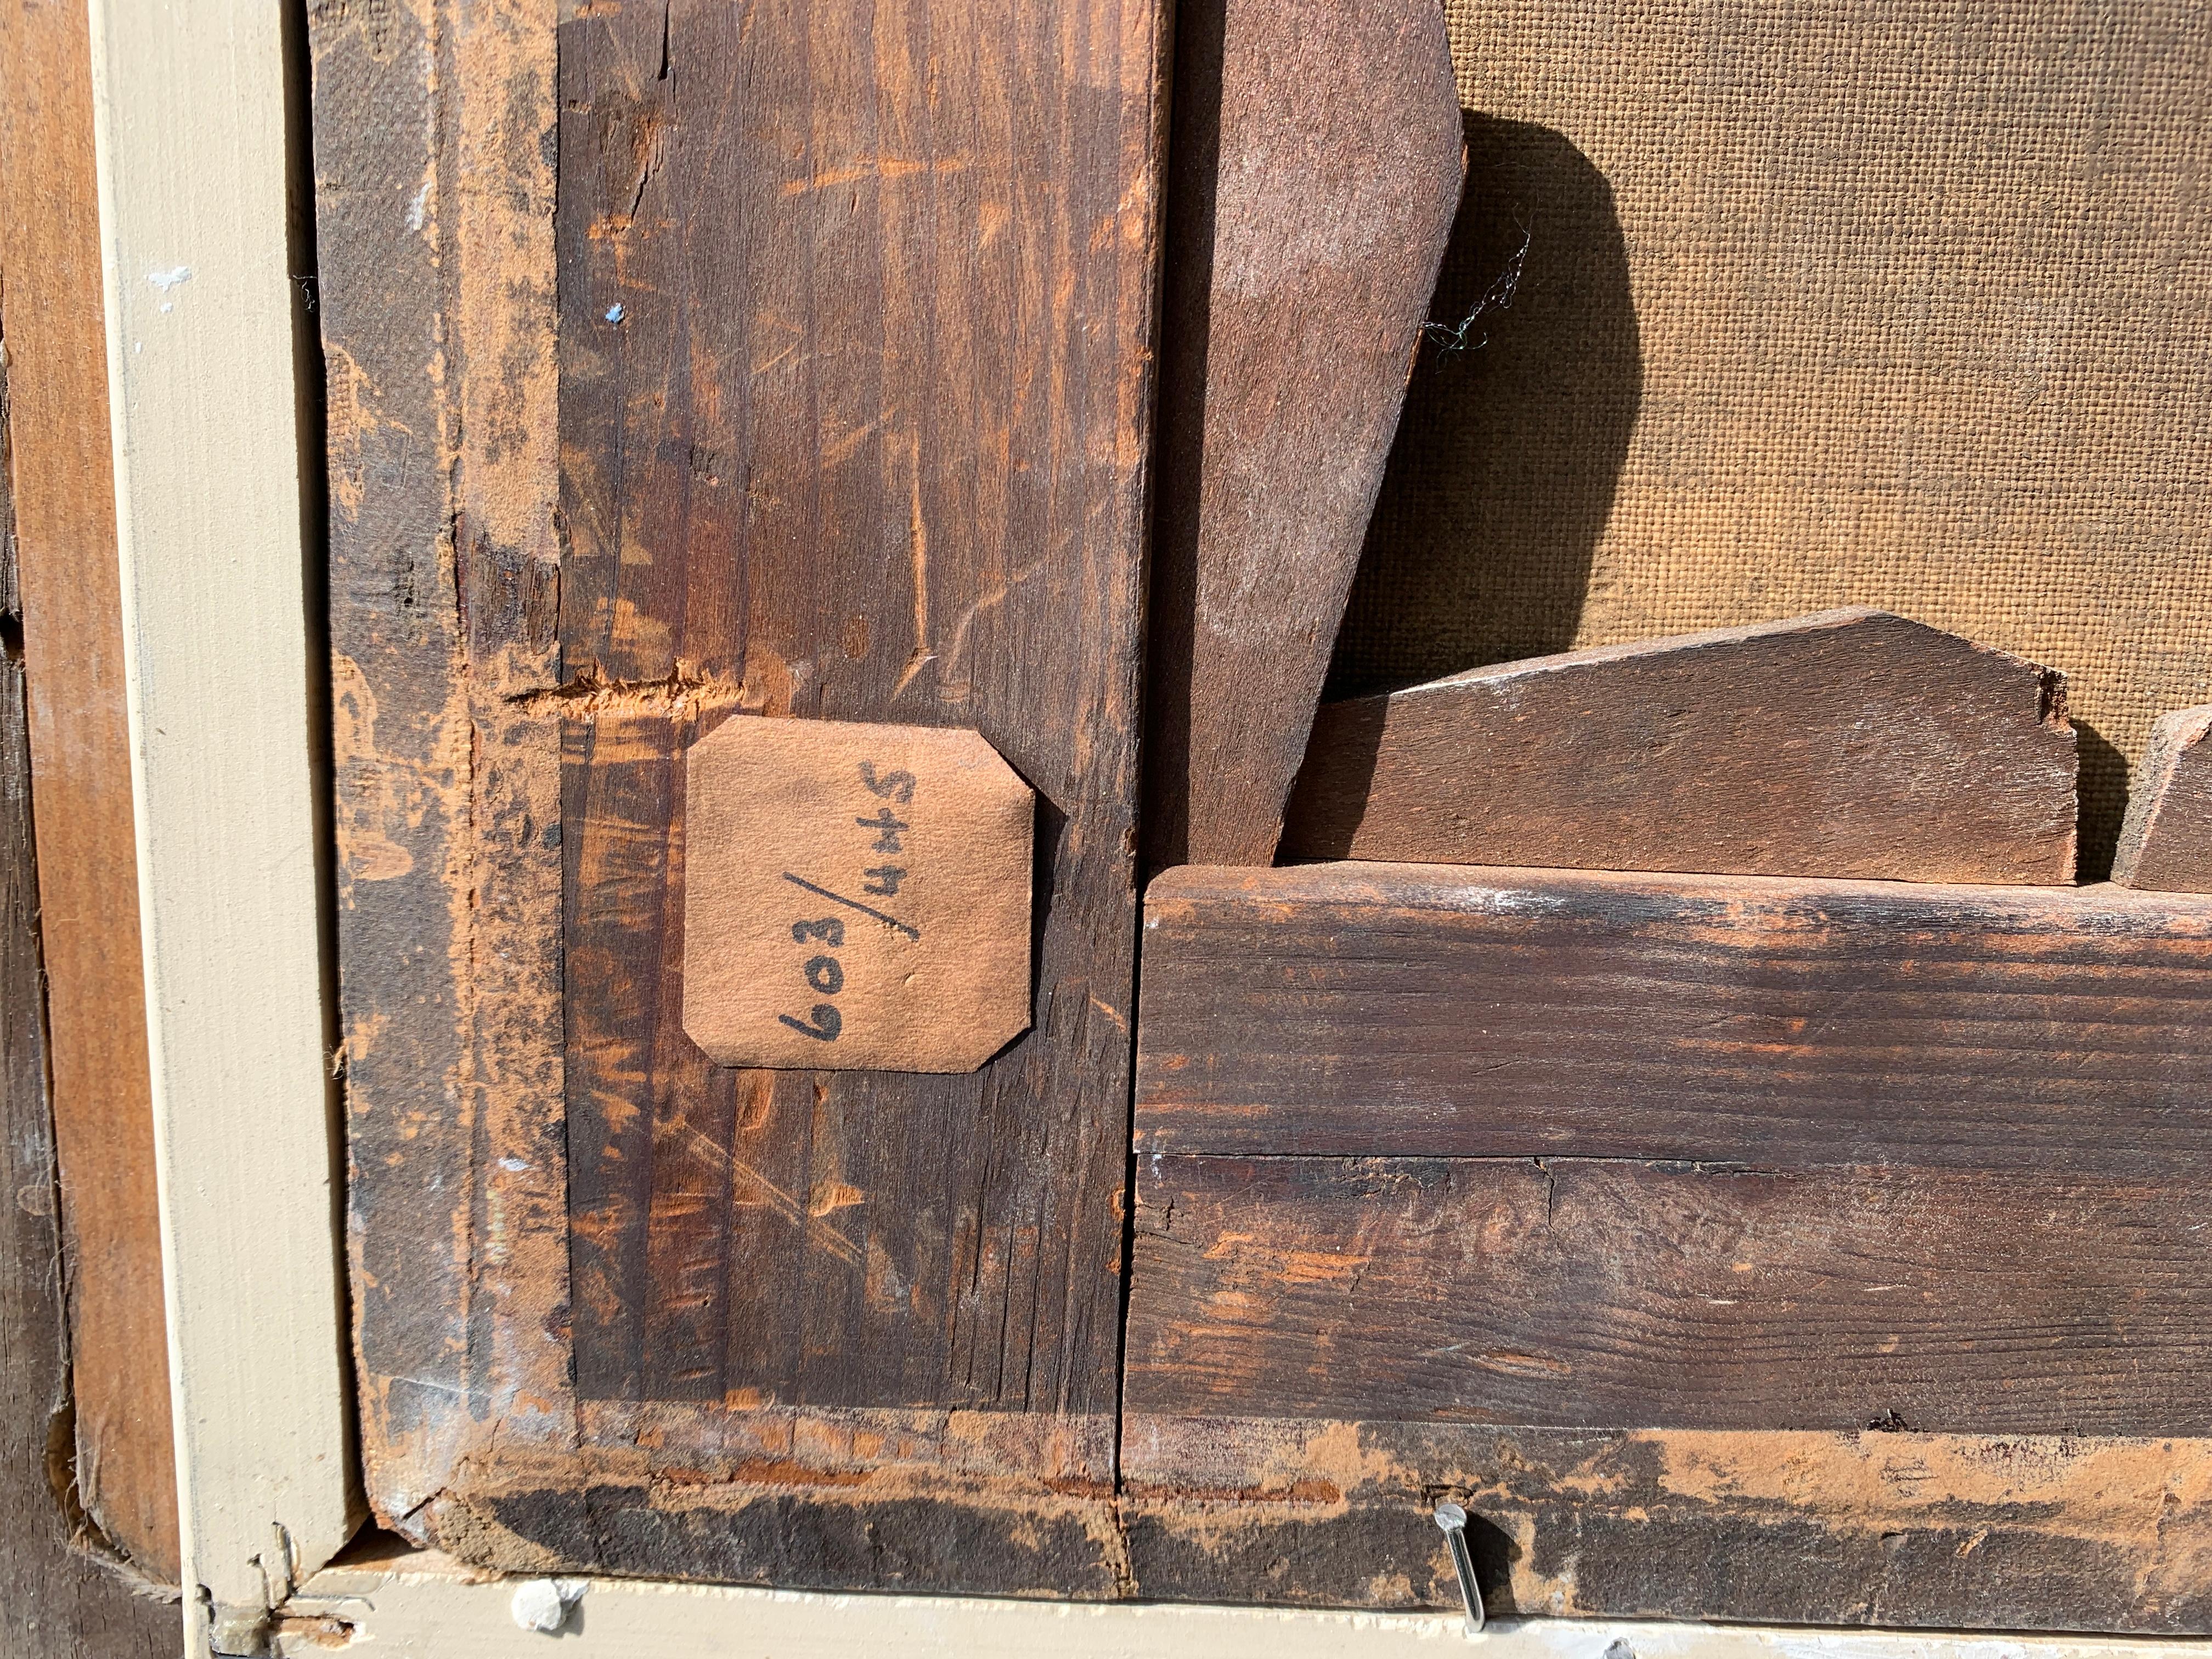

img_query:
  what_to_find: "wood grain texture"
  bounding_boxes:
[0,318,177,1659]
[1120,1418,2212,1631]
[320,0,1165,1592]
[0,0,177,1584]
[313,0,573,1552]
[557,0,1161,1424]
[1126,1155,2212,1434]
[2113,704,2212,891]
[1143,0,1462,867]
[1283,609,2079,882]
[1135,861,2212,1170]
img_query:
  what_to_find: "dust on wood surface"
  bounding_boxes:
[1137,861,2212,1170]
[0,0,178,1584]
[1143,0,1461,868]
[1121,1417,2212,1630]
[320,0,1164,1571]
[682,719,1033,1073]
[557,0,1159,1421]
[1127,1155,2212,1434]
[1285,608,2078,883]
[0,286,177,1655]
[2113,704,2212,892]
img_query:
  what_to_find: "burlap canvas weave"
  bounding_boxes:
[1334,1,2212,873]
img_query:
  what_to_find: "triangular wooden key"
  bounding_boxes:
[1282,608,2079,884]
[1143,0,1464,867]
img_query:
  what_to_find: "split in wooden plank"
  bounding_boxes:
[1119,1417,2212,1631]
[1143,0,1462,867]
[1135,861,2212,1170]
[1282,608,2079,883]
[2113,703,2212,891]
[0,0,177,1583]
[1126,1155,2212,1435]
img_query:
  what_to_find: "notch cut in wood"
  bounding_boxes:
[1282,608,2078,884]
[1143,0,1463,868]
[2113,703,2212,892]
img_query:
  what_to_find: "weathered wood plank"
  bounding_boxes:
[1135,861,2212,1170]
[0,266,178,1656]
[555,0,1161,1434]
[0,0,176,1583]
[1142,0,1461,867]
[1126,1155,2212,1434]
[2114,704,2212,892]
[313,0,573,1553]
[1282,609,2079,883]
[1120,1418,2212,1631]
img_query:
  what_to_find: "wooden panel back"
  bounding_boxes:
[557,0,1160,1420]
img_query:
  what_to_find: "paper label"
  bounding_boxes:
[682,716,1035,1072]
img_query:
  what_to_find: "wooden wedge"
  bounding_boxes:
[1283,607,2078,883]
[2114,704,2212,891]
[1143,0,1464,867]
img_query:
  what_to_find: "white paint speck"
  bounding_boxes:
[605,302,625,324]
[406,180,430,232]
[510,1578,586,1634]
[496,1156,531,1172]
[148,265,193,292]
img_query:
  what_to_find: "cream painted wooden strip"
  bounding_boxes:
[83,1,357,1652]
[276,1558,2184,1659]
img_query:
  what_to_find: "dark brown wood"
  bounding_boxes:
[0,0,178,1585]
[319,0,1165,1588]
[1120,1417,2212,1631]
[2114,704,2212,891]
[1126,1155,2212,1434]
[556,0,1160,1429]
[1135,861,2212,1171]
[0,253,179,1657]
[1283,608,2080,883]
[1143,0,1462,867]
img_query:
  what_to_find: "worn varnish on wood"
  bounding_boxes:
[1125,860,2212,1627]
[1283,609,2079,882]
[1120,1419,2212,1630]
[0,0,177,1585]
[1143,0,1462,867]
[560,0,1155,1421]
[319,0,1165,1593]
[2114,704,2212,891]
[1128,1156,2212,1434]
[1137,861,2212,1167]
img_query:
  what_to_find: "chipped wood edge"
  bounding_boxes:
[84,0,358,1649]
[273,1549,2191,1658]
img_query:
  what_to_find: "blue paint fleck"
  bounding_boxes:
[605,303,626,324]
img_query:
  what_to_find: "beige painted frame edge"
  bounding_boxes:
[275,1554,2207,1658]
[83,0,356,1650]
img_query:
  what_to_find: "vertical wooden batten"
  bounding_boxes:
[0,0,178,1585]
[83,0,358,1649]
[0,174,178,1659]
